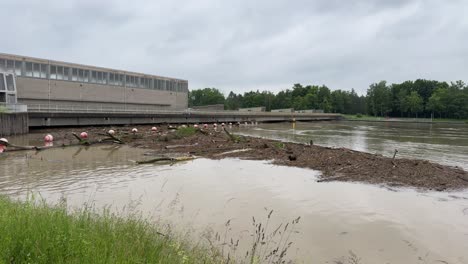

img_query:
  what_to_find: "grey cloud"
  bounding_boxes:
[1,0,467,95]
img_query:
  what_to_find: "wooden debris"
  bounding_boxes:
[136,156,196,164]
[72,133,90,145]
[165,143,199,149]
[223,128,242,143]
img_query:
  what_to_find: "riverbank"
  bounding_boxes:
[342,114,468,124]
[19,124,468,191]
[0,195,223,263]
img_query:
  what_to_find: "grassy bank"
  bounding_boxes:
[0,195,222,264]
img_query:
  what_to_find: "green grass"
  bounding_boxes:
[0,195,222,264]
[272,142,286,149]
[175,126,197,137]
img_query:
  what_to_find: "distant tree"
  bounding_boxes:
[427,88,447,118]
[225,91,241,110]
[367,81,391,116]
[188,88,225,107]
[406,91,423,118]
[189,79,467,118]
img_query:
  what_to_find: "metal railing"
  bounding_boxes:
[0,103,28,113]
[26,104,340,117]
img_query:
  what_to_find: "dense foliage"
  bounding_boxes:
[189,80,468,118]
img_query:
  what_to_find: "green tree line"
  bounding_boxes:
[189,79,468,118]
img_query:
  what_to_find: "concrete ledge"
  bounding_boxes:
[0,113,29,136]
[28,111,341,127]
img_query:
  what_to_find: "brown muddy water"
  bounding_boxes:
[234,121,468,170]
[1,122,468,263]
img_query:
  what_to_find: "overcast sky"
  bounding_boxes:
[2,0,467,95]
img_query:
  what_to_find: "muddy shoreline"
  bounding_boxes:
[7,124,468,191]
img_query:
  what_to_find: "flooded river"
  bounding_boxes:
[1,122,468,263]
[235,121,468,170]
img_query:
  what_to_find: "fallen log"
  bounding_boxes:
[95,132,124,144]
[136,156,196,164]
[72,133,91,145]
[165,143,199,149]
[223,128,239,142]
[3,142,38,151]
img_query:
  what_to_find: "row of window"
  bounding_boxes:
[0,58,188,92]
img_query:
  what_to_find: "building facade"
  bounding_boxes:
[0,53,188,110]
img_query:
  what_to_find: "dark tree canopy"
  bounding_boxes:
[188,79,468,119]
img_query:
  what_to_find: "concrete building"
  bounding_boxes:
[192,104,225,111]
[271,108,294,113]
[0,53,188,111]
[238,107,266,112]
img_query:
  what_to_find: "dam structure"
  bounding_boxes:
[1,53,340,128]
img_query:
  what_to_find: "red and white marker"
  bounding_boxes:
[213,123,218,128]
[44,134,54,142]
[194,124,199,128]
[151,127,158,132]
[80,132,88,139]
[132,128,138,133]
[203,124,208,129]
[108,129,115,135]
[0,138,8,153]
[221,123,225,127]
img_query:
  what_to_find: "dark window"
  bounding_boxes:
[91,71,97,83]
[84,70,89,82]
[25,62,33,77]
[40,64,48,78]
[6,60,14,71]
[72,68,78,81]
[14,61,22,76]
[102,72,107,84]
[5,74,15,91]
[33,63,40,78]
[0,73,5,91]
[57,66,63,80]
[50,66,57,79]
[109,73,114,85]
[97,72,102,84]
[64,67,70,80]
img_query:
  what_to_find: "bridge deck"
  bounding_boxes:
[28,108,341,127]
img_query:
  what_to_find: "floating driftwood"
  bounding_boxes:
[72,133,90,145]
[1,142,38,152]
[165,143,199,149]
[136,156,196,164]
[214,148,253,157]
